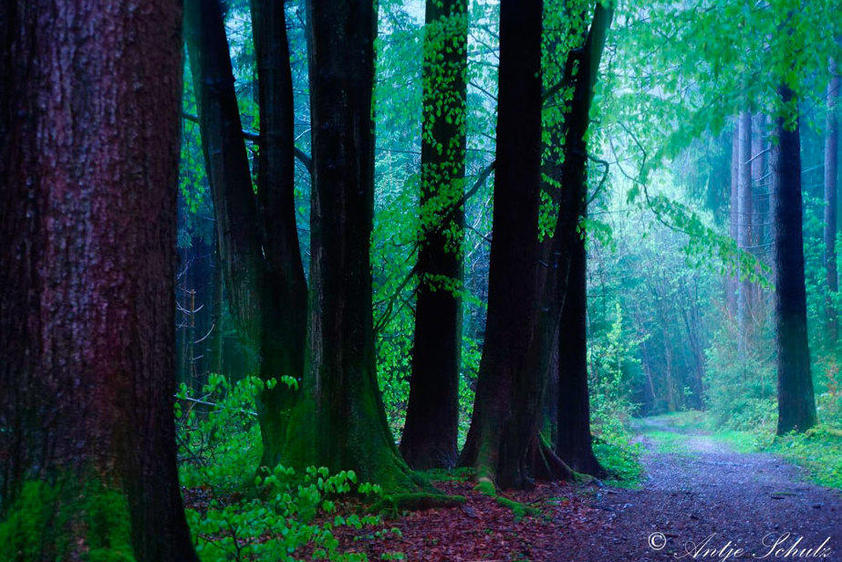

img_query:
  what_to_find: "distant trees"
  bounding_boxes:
[0,2,196,559]
[824,60,839,348]
[773,87,817,435]
[401,0,469,470]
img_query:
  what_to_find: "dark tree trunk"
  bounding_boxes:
[737,111,753,337]
[250,0,309,469]
[458,0,544,490]
[400,0,469,471]
[552,4,613,479]
[824,64,839,347]
[773,87,817,435]
[294,0,422,492]
[0,2,196,560]
[184,0,303,468]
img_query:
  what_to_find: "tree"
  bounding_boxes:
[553,2,613,478]
[400,0,469,470]
[291,0,427,493]
[184,0,306,469]
[773,87,817,435]
[824,59,839,347]
[458,0,545,490]
[736,111,753,337]
[0,2,197,559]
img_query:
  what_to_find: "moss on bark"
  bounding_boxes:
[0,476,134,561]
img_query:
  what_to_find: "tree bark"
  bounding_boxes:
[184,0,304,468]
[0,2,196,559]
[824,62,839,347]
[552,4,613,479]
[737,111,753,338]
[458,0,544,490]
[728,125,740,314]
[250,0,309,469]
[400,0,469,471]
[295,0,423,492]
[773,87,817,435]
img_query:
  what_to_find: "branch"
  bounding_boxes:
[182,112,312,174]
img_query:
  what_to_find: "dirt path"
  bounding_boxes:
[550,417,842,561]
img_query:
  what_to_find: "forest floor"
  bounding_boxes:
[330,415,842,561]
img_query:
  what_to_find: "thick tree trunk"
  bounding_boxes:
[458,0,544,490]
[250,0,309,469]
[400,0,469,471]
[184,0,302,468]
[737,111,753,338]
[824,65,839,347]
[0,2,196,560]
[296,0,423,492]
[552,4,613,479]
[773,87,817,435]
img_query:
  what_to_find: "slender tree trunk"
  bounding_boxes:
[295,0,423,492]
[728,125,740,314]
[824,63,839,347]
[0,2,196,559]
[773,87,817,435]
[552,4,613,479]
[458,0,545,490]
[184,0,301,468]
[737,111,753,339]
[250,0,309,469]
[400,0,469,470]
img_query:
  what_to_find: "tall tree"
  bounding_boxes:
[553,3,613,478]
[773,87,817,435]
[736,111,753,337]
[728,125,740,314]
[0,2,197,559]
[400,0,469,470]
[824,60,839,347]
[458,0,545,490]
[294,0,425,492]
[250,0,309,468]
[184,0,305,468]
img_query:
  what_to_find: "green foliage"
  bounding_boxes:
[176,374,265,492]
[0,477,133,561]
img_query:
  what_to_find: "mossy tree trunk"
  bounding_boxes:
[250,0,309,469]
[0,2,196,559]
[400,0,469,471]
[773,87,817,435]
[299,0,424,492]
[184,0,306,469]
[458,0,545,490]
[736,111,753,339]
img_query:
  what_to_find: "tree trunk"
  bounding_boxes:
[728,125,740,314]
[737,111,753,339]
[773,87,817,435]
[824,63,839,347]
[0,2,196,559]
[295,0,423,492]
[400,0,469,471]
[250,0,309,469]
[184,0,302,468]
[458,0,544,490]
[552,4,613,479]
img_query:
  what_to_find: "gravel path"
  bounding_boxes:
[550,418,842,561]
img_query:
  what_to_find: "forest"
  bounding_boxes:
[1,0,841,560]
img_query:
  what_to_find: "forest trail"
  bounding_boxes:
[550,416,842,561]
